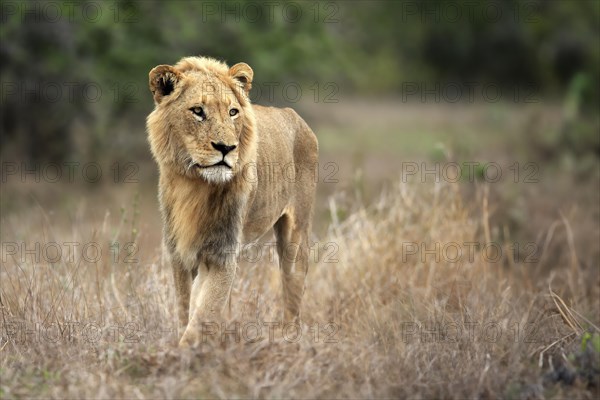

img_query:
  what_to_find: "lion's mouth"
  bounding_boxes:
[194,160,232,169]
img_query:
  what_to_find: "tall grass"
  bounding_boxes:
[1,181,598,398]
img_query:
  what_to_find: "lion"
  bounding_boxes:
[146,56,318,347]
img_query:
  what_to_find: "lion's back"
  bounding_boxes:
[253,105,318,168]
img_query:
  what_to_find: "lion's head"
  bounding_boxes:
[146,57,257,184]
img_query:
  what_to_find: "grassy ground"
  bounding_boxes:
[1,102,599,398]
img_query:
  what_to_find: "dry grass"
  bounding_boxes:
[1,179,599,399]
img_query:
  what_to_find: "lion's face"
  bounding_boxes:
[147,58,254,184]
[160,72,245,184]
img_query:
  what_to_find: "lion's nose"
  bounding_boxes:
[211,142,237,156]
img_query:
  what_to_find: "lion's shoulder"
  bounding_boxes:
[252,105,318,167]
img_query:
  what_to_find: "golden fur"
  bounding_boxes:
[146,56,318,347]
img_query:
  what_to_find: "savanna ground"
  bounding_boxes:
[1,100,599,398]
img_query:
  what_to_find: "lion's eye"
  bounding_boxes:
[229,108,239,117]
[190,107,205,120]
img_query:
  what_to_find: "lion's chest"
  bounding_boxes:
[161,180,244,268]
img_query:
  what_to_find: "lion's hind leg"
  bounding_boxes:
[274,214,310,323]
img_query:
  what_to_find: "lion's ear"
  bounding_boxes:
[229,62,253,93]
[149,65,181,104]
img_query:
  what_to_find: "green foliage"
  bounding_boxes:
[1,0,599,162]
[580,332,600,354]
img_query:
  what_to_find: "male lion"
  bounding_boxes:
[146,56,318,346]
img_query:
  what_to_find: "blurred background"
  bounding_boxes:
[1,2,600,397]
[1,0,599,256]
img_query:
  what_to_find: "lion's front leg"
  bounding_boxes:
[188,262,208,323]
[171,259,192,335]
[179,261,237,347]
